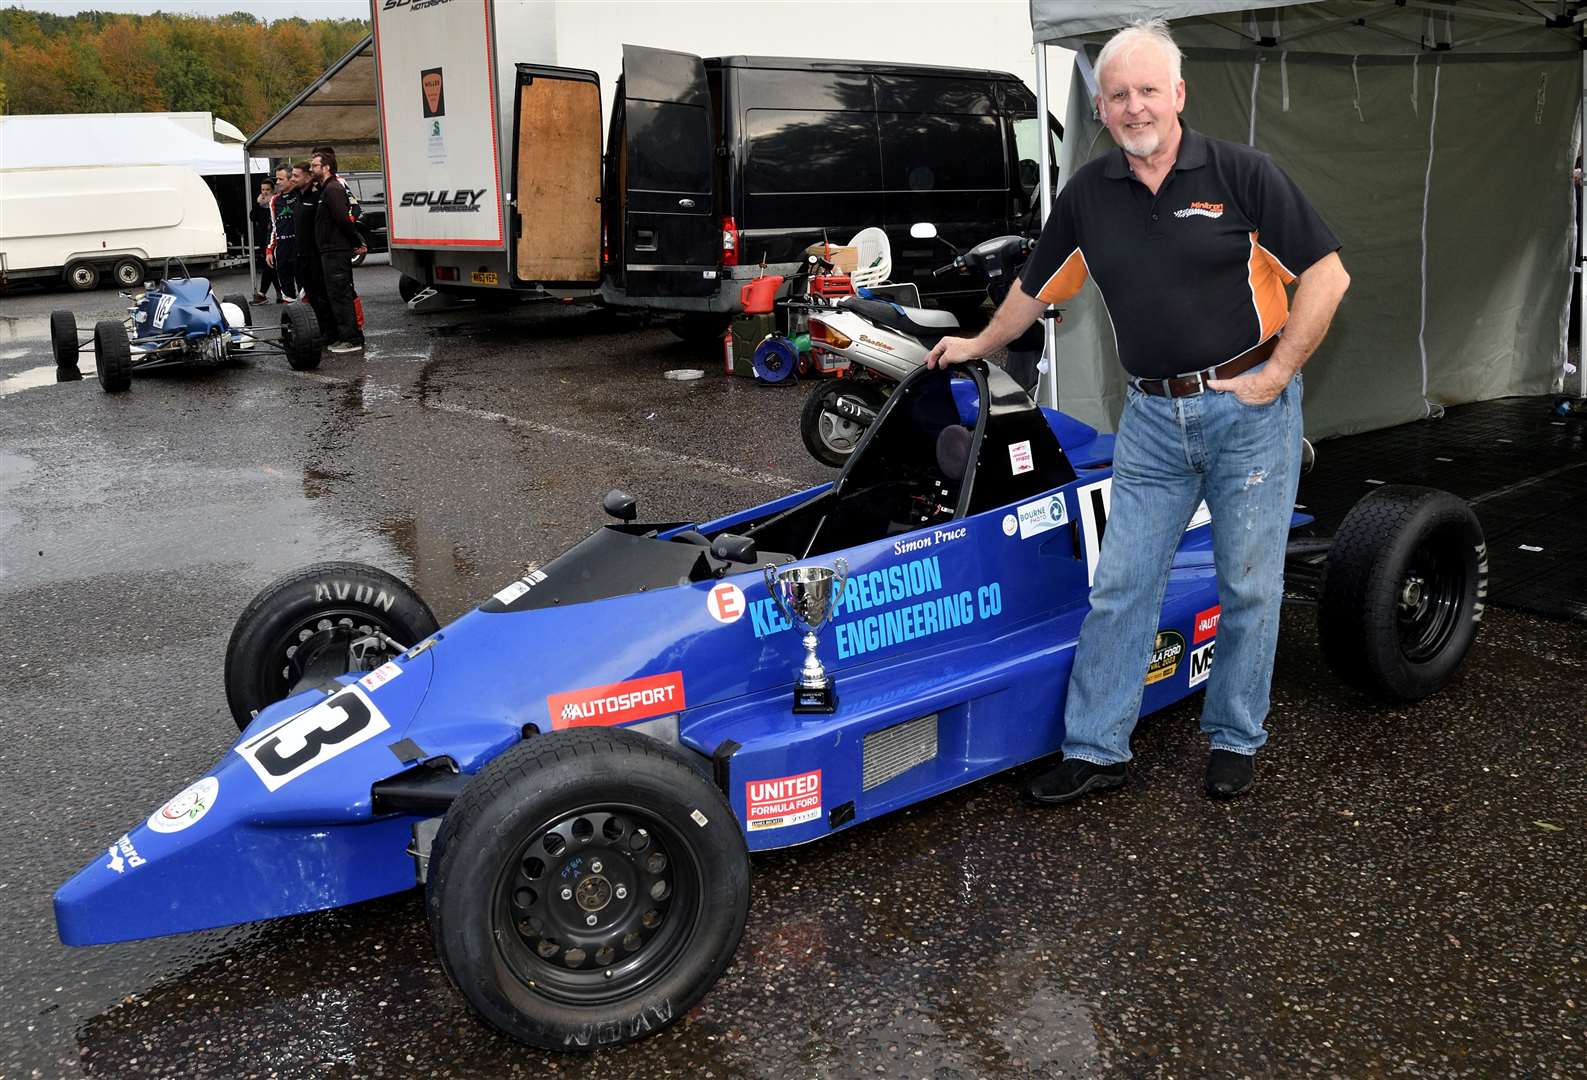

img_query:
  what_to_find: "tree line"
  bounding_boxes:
[0,9,369,136]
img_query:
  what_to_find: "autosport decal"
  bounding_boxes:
[745,554,1004,660]
[745,769,822,831]
[1189,640,1215,688]
[547,672,685,730]
[236,684,390,793]
[1077,478,1211,585]
[147,776,219,834]
[1194,605,1221,643]
[1145,630,1186,685]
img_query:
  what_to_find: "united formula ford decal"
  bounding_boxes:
[547,672,685,730]
[147,776,219,834]
[236,684,390,793]
[1145,630,1186,685]
[746,769,822,831]
[743,554,1002,660]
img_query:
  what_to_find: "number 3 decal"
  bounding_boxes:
[237,684,391,792]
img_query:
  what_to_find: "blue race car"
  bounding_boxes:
[53,363,1486,1050]
[50,264,323,393]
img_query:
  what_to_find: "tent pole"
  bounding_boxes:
[1579,45,1585,399]
[244,147,256,290]
[1034,41,1060,411]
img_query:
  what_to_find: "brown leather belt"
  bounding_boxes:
[1132,335,1280,398]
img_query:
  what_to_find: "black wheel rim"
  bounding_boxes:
[1396,532,1466,663]
[819,389,870,454]
[493,804,701,1006]
[265,607,405,696]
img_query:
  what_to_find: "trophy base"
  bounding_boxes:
[792,684,838,714]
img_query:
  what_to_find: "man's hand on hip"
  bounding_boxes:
[925,336,983,369]
[1207,367,1287,405]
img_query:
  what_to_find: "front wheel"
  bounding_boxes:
[801,379,890,467]
[50,309,80,375]
[428,728,750,1051]
[93,320,132,393]
[1319,485,1486,702]
[223,561,439,729]
[281,302,322,370]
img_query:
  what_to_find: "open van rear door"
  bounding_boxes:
[619,46,717,298]
[512,64,603,285]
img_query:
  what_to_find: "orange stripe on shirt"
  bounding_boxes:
[1035,248,1088,305]
[1247,231,1291,340]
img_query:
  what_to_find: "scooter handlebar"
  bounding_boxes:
[931,258,964,278]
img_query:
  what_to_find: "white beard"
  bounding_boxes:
[1118,127,1162,158]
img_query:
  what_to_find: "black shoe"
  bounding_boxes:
[1025,758,1128,804]
[1206,749,1255,799]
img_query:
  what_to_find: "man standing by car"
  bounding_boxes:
[296,159,331,339]
[250,178,276,304]
[310,147,368,353]
[265,164,299,303]
[925,19,1350,800]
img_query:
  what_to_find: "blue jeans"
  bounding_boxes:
[1062,367,1303,764]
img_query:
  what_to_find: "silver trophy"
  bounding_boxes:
[764,558,849,713]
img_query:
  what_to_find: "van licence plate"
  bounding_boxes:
[470,271,499,286]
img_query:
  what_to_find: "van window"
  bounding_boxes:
[1011,115,1055,196]
[627,100,711,192]
[880,113,1004,191]
[745,109,882,193]
[737,68,873,112]
[875,75,996,115]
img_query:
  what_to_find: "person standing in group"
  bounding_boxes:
[309,146,368,353]
[294,156,331,338]
[250,178,276,304]
[264,165,299,303]
[925,18,1350,801]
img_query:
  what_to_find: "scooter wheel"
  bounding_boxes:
[800,380,889,467]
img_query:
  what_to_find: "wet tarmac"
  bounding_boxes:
[1,267,1583,1079]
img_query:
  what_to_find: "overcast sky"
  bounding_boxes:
[2,0,371,18]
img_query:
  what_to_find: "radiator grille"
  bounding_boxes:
[862,713,938,791]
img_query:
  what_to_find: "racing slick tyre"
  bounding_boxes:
[398,274,424,303]
[1319,485,1486,703]
[92,320,132,393]
[223,561,439,730]
[428,727,750,1051]
[111,257,145,289]
[669,313,732,344]
[64,260,100,292]
[50,310,81,378]
[281,302,323,371]
[801,379,889,467]
[221,293,253,329]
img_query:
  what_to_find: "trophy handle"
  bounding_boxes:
[763,563,792,624]
[832,558,849,611]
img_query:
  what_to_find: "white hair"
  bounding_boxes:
[1095,18,1184,88]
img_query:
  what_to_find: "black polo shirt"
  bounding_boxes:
[1019,126,1341,381]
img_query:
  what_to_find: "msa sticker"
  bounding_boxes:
[152,294,176,330]
[746,769,822,831]
[1189,640,1215,688]
[1008,440,1034,475]
[1076,479,1211,585]
[105,833,145,874]
[1001,513,1018,536]
[707,582,746,624]
[493,569,547,606]
[237,684,390,793]
[548,671,685,730]
[1015,493,1069,540]
[359,661,403,692]
[147,776,219,834]
[1194,605,1222,644]
[1145,630,1186,685]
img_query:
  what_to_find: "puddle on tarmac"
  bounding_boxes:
[0,361,94,399]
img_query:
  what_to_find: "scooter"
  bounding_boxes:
[799,222,1046,467]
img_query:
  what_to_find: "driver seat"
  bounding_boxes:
[837,297,960,348]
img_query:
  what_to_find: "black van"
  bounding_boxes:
[595,47,1060,333]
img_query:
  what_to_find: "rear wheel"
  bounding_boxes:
[50,310,81,377]
[428,727,750,1051]
[669,313,731,344]
[281,302,322,370]
[801,379,889,467]
[92,320,132,393]
[223,561,438,729]
[111,257,145,289]
[64,261,100,292]
[1319,485,1486,702]
[398,274,424,303]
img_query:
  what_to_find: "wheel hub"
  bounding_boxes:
[1399,575,1426,612]
[575,874,613,913]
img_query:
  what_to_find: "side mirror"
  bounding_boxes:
[710,534,757,564]
[602,489,637,522]
[909,222,938,240]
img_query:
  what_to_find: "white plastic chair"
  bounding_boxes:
[846,226,892,289]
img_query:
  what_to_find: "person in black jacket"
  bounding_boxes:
[295,161,331,339]
[309,147,368,352]
[250,178,276,303]
[264,165,298,302]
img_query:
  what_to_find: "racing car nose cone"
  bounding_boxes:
[575,875,614,912]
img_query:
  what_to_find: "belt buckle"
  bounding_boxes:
[1190,369,1206,396]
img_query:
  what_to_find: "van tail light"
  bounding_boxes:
[721,216,739,267]
[602,222,610,267]
[434,266,459,282]
[808,318,851,350]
